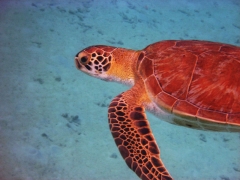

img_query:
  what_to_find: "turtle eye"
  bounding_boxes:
[80,56,88,63]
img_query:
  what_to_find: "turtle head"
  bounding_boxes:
[75,45,138,85]
[75,45,116,80]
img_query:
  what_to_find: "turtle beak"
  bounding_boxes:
[75,56,82,70]
[75,52,79,57]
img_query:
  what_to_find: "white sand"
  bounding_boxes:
[0,0,239,179]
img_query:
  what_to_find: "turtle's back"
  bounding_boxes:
[139,40,240,131]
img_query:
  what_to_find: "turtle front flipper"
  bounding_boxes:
[108,92,173,180]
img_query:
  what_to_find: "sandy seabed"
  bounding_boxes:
[0,0,240,179]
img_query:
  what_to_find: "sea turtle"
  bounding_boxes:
[75,40,240,180]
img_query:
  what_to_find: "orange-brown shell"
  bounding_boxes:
[138,40,240,131]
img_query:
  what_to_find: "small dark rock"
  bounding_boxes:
[62,113,68,119]
[34,78,44,84]
[199,134,207,142]
[110,153,117,159]
[220,175,230,180]
[55,76,61,82]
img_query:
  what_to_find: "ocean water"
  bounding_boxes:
[0,0,239,180]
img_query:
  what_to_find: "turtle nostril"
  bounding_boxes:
[80,56,88,63]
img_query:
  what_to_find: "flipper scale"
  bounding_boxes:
[108,93,173,180]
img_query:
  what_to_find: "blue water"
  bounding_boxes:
[0,0,239,179]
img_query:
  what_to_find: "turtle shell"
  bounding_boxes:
[138,40,240,132]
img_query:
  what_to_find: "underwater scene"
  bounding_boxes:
[0,0,239,179]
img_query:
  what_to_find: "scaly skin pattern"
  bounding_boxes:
[108,85,172,180]
[75,40,240,180]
